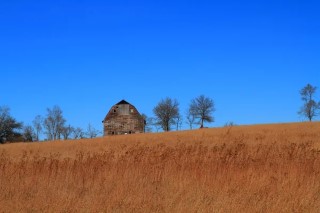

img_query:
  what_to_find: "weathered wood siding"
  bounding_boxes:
[103,101,144,136]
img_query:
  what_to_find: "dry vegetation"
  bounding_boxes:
[1,122,320,212]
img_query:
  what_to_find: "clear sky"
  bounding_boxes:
[1,0,320,135]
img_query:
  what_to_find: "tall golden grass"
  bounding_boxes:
[1,122,320,212]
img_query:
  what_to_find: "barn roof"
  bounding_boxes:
[116,100,130,105]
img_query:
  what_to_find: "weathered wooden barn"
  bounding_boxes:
[102,100,145,136]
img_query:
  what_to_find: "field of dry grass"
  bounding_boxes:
[1,122,320,212]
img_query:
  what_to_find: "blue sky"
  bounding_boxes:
[1,0,320,134]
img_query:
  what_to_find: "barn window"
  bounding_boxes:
[130,109,134,113]
[113,109,117,113]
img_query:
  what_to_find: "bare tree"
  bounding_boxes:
[153,121,162,132]
[186,109,197,130]
[141,114,154,133]
[148,117,161,132]
[224,121,236,127]
[141,114,147,133]
[43,106,66,141]
[175,114,183,131]
[153,97,180,132]
[86,123,100,138]
[22,125,35,142]
[73,127,85,139]
[189,95,215,128]
[61,124,74,140]
[298,84,320,121]
[32,115,42,141]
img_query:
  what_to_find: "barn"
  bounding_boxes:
[102,100,145,136]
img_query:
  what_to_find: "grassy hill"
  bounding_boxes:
[1,122,320,212]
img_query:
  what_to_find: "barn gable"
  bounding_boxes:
[103,100,145,136]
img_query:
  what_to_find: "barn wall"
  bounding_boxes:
[103,103,144,136]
